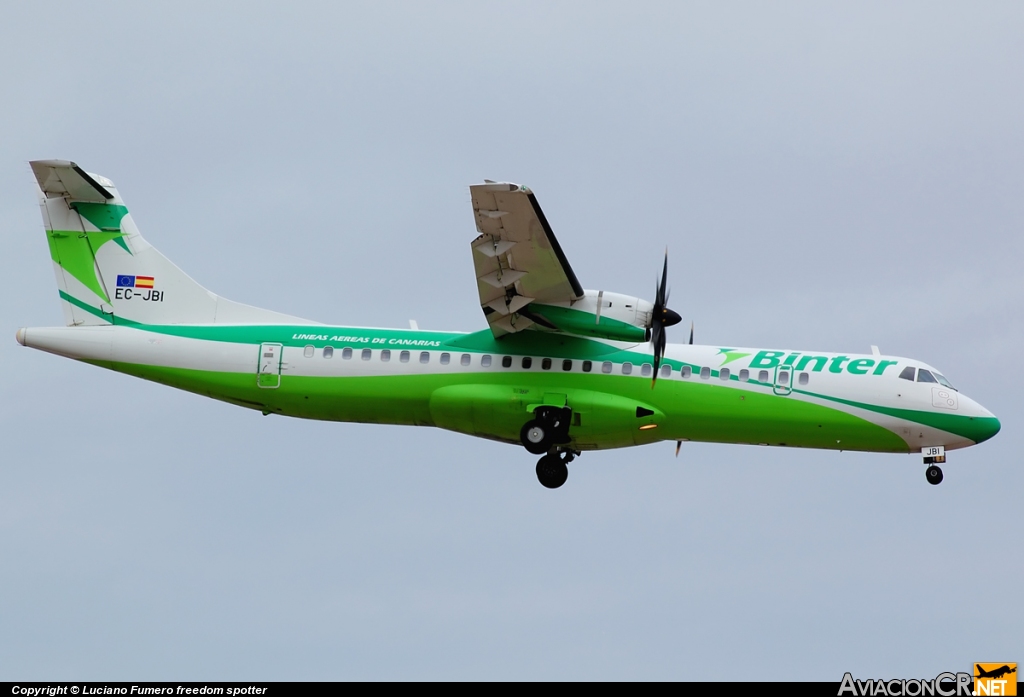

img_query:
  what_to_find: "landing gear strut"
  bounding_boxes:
[536,449,575,489]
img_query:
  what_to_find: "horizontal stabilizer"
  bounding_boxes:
[30,160,113,202]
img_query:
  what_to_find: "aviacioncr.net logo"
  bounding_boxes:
[839,672,973,696]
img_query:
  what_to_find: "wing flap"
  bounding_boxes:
[470,183,583,337]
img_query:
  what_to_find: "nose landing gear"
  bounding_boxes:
[923,446,945,485]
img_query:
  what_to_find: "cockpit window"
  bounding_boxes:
[917,369,937,383]
[898,366,916,381]
[934,373,956,390]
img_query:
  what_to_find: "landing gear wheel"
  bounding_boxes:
[536,453,569,489]
[521,420,552,455]
[926,465,943,485]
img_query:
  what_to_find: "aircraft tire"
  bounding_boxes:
[521,420,552,455]
[536,454,569,489]
[925,465,943,485]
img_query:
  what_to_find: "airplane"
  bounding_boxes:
[17,160,1001,489]
[975,665,1016,680]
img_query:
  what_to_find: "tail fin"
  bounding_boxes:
[31,160,306,327]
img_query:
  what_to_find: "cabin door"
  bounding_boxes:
[773,364,793,396]
[258,343,283,388]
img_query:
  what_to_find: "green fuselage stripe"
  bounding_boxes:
[87,358,909,453]
[57,291,995,450]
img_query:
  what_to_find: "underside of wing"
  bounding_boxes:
[470,183,584,337]
[30,160,114,202]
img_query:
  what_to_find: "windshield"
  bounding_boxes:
[933,372,956,390]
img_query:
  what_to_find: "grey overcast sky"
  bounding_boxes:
[1,1,1021,680]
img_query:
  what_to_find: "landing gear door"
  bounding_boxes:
[258,343,283,388]
[773,364,793,396]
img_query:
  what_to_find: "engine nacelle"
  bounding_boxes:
[528,290,654,342]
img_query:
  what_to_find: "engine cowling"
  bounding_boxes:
[527,290,654,342]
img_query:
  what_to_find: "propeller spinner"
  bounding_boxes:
[650,250,682,387]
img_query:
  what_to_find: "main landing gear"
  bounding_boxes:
[520,406,576,489]
[519,406,572,455]
[536,450,574,489]
[925,465,943,485]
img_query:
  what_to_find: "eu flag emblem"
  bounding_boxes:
[116,275,135,287]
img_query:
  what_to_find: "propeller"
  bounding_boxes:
[650,249,682,387]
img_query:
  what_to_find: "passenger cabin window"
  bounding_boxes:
[380,349,390,362]
[601,361,613,374]
[583,361,592,373]
[460,353,471,366]
[562,359,572,371]
[501,356,512,368]
[917,369,937,383]
[399,350,410,363]
[700,367,710,380]
[542,358,552,370]
[440,353,450,365]
[419,351,430,364]
[720,368,730,380]
[739,369,749,382]
[758,370,769,383]
[798,372,809,385]
[898,366,916,381]
[361,348,372,361]
[342,347,353,360]
[481,355,492,367]
[522,357,532,369]
[622,362,633,375]
[641,363,652,377]
[681,366,692,379]
[303,345,314,358]
[660,364,671,378]
[778,370,790,385]
[323,346,334,359]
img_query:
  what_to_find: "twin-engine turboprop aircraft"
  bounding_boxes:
[18,161,1000,488]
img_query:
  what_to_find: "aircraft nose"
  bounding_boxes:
[973,411,1001,444]
[965,398,1000,444]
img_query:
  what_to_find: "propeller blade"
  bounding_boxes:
[651,325,666,388]
[675,440,682,457]
[650,249,677,388]
[689,321,694,345]
[659,249,669,306]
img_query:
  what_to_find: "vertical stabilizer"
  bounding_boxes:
[31,160,307,327]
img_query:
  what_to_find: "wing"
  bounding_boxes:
[470,182,584,337]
